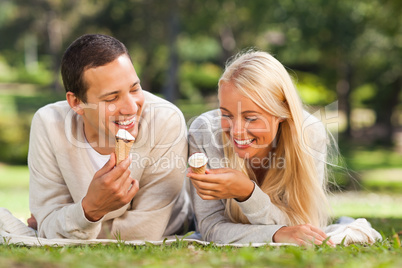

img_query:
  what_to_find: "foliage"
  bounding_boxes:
[0,86,64,164]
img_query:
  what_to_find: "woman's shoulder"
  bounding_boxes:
[188,109,225,158]
[301,109,326,139]
[189,109,221,132]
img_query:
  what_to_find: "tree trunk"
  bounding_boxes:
[373,76,402,144]
[336,62,353,138]
[47,10,63,92]
[163,0,179,103]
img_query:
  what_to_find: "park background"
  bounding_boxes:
[0,1,401,266]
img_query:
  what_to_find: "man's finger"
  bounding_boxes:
[95,152,117,178]
[108,155,132,181]
[125,178,139,199]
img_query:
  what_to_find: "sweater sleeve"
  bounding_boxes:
[236,182,288,225]
[28,108,102,239]
[188,111,285,244]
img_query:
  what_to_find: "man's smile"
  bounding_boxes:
[114,116,136,128]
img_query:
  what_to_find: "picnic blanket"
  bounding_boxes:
[0,208,381,247]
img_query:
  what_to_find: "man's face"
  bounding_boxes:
[79,55,145,151]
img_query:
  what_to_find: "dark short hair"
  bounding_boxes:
[61,34,131,102]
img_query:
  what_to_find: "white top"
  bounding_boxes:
[85,136,110,171]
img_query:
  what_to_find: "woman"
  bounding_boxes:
[187,50,333,246]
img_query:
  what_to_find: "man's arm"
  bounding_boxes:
[29,110,103,239]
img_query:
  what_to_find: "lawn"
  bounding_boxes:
[1,164,402,268]
[0,240,401,268]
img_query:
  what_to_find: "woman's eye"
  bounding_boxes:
[245,117,257,122]
[222,114,232,119]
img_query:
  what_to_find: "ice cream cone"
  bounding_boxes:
[188,152,208,174]
[115,129,135,166]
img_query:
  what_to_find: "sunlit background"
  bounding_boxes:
[0,0,401,225]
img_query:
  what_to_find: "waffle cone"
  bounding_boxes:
[115,139,134,165]
[190,164,207,174]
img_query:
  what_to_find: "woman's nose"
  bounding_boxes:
[232,118,245,136]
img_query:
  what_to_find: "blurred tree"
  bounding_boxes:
[357,0,402,144]
[0,0,400,144]
[0,0,106,90]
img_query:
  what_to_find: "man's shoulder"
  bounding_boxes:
[142,90,184,124]
[35,100,71,118]
[144,91,178,108]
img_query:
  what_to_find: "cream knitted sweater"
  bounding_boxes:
[28,91,190,240]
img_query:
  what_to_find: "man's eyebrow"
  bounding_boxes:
[130,80,140,88]
[99,81,141,99]
[99,90,119,99]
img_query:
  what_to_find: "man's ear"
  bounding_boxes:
[66,92,84,115]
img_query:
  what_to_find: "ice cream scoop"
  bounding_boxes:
[188,152,208,174]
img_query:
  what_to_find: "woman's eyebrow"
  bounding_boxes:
[242,110,260,115]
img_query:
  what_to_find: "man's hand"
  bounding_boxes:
[27,214,37,230]
[82,152,139,222]
[188,168,254,202]
[273,224,335,246]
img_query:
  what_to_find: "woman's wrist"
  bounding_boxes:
[235,180,255,202]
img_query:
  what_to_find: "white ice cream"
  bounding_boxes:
[116,129,135,141]
[188,152,208,168]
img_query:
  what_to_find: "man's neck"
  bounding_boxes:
[84,133,115,156]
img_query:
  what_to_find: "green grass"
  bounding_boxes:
[345,146,402,171]
[0,239,401,267]
[0,165,30,220]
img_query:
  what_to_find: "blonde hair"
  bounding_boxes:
[219,50,330,228]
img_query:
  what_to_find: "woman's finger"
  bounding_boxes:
[205,168,231,174]
[308,225,328,238]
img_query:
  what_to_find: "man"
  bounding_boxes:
[28,34,191,240]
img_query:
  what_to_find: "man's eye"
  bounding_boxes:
[104,97,117,102]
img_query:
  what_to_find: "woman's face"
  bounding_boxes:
[219,81,282,163]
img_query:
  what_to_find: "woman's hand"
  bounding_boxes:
[273,224,335,246]
[188,168,254,201]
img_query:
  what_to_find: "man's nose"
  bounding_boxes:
[120,95,138,115]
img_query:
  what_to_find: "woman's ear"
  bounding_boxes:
[276,117,285,124]
[66,92,84,115]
